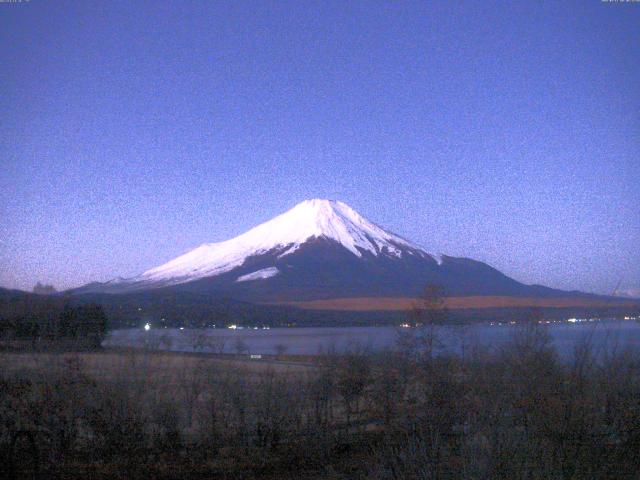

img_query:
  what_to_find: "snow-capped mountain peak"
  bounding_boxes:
[134,199,433,285]
[68,200,608,307]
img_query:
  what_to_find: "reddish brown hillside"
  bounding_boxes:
[274,296,638,312]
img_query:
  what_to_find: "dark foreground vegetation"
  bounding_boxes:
[2,320,640,479]
[0,296,108,351]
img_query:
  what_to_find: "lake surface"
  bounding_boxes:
[104,319,640,359]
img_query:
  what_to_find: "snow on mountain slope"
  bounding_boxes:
[236,267,280,282]
[134,199,435,285]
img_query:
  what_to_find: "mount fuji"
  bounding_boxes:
[132,198,437,289]
[71,199,603,309]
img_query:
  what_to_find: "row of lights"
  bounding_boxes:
[141,317,637,332]
[143,322,271,331]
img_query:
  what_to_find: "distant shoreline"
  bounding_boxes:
[273,295,639,311]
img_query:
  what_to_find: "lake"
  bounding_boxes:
[104,319,640,359]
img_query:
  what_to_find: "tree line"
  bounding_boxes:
[0,297,108,349]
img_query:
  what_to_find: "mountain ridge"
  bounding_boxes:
[73,199,440,294]
[67,199,619,310]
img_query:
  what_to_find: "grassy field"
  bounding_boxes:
[0,349,315,380]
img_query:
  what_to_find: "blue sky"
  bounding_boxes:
[1,0,638,294]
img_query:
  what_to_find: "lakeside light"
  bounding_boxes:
[144,323,151,331]
[228,324,238,330]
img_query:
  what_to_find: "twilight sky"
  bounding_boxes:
[1,0,638,295]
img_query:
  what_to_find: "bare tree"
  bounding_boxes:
[210,335,227,354]
[178,358,209,427]
[186,329,204,352]
[234,338,248,355]
[159,333,173,351]
[336,350,371,429]
[453,322,472,364]
[275,343,288,359]
[407,284,448,363]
